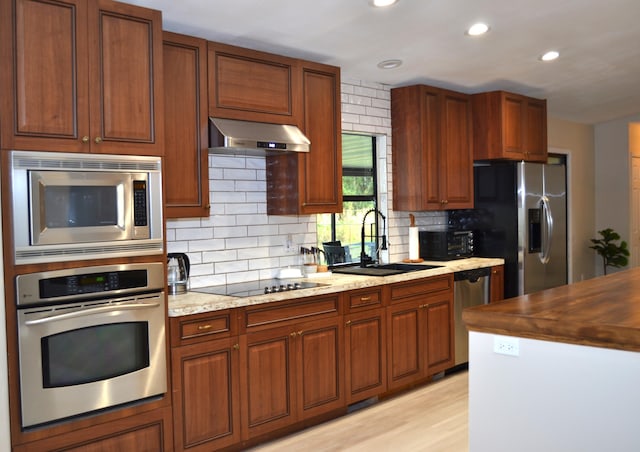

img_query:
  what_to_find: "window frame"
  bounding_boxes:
[324,134,380,265]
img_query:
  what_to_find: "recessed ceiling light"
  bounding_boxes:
[540,50,560,61]
[377,59,403,69]
[467,23,490,36]
[370,0,398,7]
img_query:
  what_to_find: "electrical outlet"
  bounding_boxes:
[284,234,296,253]
[493,335,520,356]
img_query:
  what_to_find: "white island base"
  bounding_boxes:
[468,331,640,452]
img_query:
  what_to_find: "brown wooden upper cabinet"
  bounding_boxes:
[267,61,343,215]
[163,32,210,218]
[391,85,473,211]
[208,42,302,126]
[0,0,164,155]
[472,91,547,162]
[208,42,342,215]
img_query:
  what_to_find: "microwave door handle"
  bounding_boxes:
[540,196,553,264]
[23,301,160,326]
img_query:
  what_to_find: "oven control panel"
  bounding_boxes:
[16,262,164,306]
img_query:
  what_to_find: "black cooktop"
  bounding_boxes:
[191,279,326,298]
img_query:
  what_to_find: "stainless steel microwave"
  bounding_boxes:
[419,230,475,260]
[10,151,163,264]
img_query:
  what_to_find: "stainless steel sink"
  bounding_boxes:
[332,263,442,277]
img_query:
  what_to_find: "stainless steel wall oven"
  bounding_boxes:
[16,263,166,428]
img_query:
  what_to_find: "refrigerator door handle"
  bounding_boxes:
[540,196,553,264]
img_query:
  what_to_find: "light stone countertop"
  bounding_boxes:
[168,257,504,317]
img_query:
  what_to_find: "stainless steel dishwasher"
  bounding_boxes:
[453,267,491,365]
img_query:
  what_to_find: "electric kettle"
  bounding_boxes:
[167,252,190,295]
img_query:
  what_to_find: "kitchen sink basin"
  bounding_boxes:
[332,263,443,277]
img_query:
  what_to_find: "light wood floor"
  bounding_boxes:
[249,370,469,452]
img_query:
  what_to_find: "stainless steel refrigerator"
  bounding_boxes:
[472,161,567,298]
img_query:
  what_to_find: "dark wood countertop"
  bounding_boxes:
[462,268,640,352]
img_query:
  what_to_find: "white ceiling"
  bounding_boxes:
[128,0,640,124]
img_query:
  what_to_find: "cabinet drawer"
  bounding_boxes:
[170,311,235,346]
[347,288,383,312]
[390,275,452,303]
[244,295,340,331]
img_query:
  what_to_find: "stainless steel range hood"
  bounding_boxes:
[209,117,310,156]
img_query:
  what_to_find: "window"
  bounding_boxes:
[317,134,380,266]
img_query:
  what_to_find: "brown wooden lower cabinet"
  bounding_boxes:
[344,308,387,404]
[12,407,173,452]
[490,265,505,302]
[386,276,454,390]
[171,336,241,451]
[240,315,344,440]
[165,276,457,449]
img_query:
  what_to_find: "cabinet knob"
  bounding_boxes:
[233,343,239,350]
[345,320,352,327]
[81,136,90,143]
[441,200,448,205]
[290,332,297,337]
[297,330,303,336]
[94,137,102,144]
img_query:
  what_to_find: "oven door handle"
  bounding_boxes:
[23,301,160,325]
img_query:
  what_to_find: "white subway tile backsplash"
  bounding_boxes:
[175,227,213,241]
[188,238,226,252]
[165,77,446,286]
[224,236,259,249]
[225,203,259,215]
[202,249,236,263]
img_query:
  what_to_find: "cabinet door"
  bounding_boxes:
[12,408,173,452]
[424,294,454,374]
[344,309,387,404]
[501,93,526,158]
[298,63,342,214]
[87,0,164,155]
[439,91,473,209]
[297,316,344,419]
[386,300,424,390]
[490,265,505,303]
[171,337,241,451]
[208,41,301,126]
[420,87,442,210]
[163,32,210,218]
[241,324,296,439]
[524,98,548,162]
[1,0,89,152]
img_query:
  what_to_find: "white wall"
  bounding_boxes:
[0,171,11,450]
[594,113,640,275]
[166,78,446,287]
[547,117,596,282]
[468,331,640,452]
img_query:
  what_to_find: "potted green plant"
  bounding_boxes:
[589,228,630,275]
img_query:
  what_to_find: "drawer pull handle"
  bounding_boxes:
[360,296,372,302]
[197,324,212,331]
[345,320,352,326]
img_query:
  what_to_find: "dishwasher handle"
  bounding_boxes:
[454,267,491,282]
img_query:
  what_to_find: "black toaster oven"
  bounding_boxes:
[419,230,475,260]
